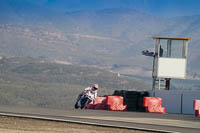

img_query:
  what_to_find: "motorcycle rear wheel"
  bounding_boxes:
[81,98,92,109]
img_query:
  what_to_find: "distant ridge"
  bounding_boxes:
[0,0,200,81]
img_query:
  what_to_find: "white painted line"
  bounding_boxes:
[70,115,200,129]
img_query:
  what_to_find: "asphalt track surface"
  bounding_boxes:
[0,106,199,133]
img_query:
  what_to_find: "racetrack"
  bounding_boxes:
[0,106,199,133]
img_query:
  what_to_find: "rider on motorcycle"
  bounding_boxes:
[83,84,98,100]
[77,84,99,107]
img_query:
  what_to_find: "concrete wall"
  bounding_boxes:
[148,90,200,114]
[182,92,200,114]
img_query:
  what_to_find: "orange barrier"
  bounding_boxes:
[85,96,126,111]
[106,96,127,111]
[85,104,95,109]
[85,97,107,110]
[193,100,200,117]
[94,97,107,105]
[94,97,107,110]
[143,97,165,114]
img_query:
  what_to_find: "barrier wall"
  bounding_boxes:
[155,90,182,114]
[182,92,200,114]
[148,90,200,114]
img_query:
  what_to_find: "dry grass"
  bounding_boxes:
[0,116,155,133]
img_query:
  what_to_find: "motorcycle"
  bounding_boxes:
[74,92,93,109]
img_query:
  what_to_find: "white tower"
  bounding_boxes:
[152,37,191,90]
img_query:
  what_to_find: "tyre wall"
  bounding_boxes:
[113,90,149,112]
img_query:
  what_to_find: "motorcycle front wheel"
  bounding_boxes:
[74,102,79,109]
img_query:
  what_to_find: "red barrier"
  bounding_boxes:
[85,97,106,109]
[85,104,95,109]
[108,104,127,111]
[94,97,107,110]
[106,96,127,111]
[94,97,107,105]
[94,104,108,110]
[106,96,123,105]
[86,96,126,111]
[195,110,200,117]
[193,100,200,117]
[143,97,162,107]
[146,106,165,114]
[194,100,200,110]
[143,97,165,114]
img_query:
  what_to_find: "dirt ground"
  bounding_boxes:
[0,116,155,133]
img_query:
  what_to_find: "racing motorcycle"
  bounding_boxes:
[74,92,93,109]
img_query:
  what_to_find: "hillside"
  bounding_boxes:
[0,0,200,87]
[0,56,150,109]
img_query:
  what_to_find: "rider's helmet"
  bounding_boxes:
[92,84,99,91]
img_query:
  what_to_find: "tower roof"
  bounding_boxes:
[152,36,192,40]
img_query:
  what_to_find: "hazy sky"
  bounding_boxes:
[2,0,199,18]
[36,0,200,17]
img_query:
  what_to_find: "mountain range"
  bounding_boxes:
[0,0,200,81]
